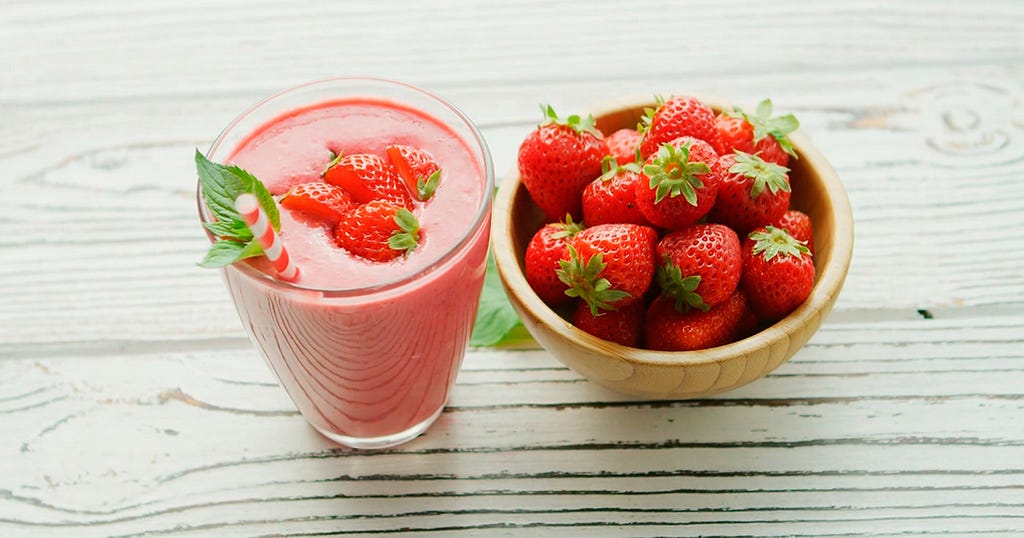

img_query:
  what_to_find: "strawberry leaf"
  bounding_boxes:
[417,169,441,201]
[731,99,800,158]
[642,142,711,205]
[556,246,631,316]
[655,258,709,312]
[729,151,791,198]
[749,225,811,261]
[470,253,526,347]
[388,208,422,256]
[540,104,602,138]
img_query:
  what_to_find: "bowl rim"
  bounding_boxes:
[491,94,854,367]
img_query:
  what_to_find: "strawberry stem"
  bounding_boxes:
[749,225,811,261]
[556,245,631,316]
[729,150,791,198]
[655,258,709,312]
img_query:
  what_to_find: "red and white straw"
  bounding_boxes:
[234,193,299,282]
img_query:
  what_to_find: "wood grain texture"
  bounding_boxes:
[2,0,1024,535]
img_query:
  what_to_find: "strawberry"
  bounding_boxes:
[604,128,642,165]
[571,300,644,347]
[279,182,357,226]
[636,136,721,230]
[333,200,421,262]
[741,226,815,321]
[708,150,791,235]
[385,144,441,202]
[582,157,651,227]
[638,95,722,159]
[718,98,799,167]
[645,290,749,351]
[323,153,414,209]
[524,216,584,306]
[655,223,742,312]
[772,209,815,255]
[558,223,658,314]
[518,105,608,221]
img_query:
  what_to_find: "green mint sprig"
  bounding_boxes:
[195,149,280,268]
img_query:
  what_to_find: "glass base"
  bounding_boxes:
[312,404,446,450]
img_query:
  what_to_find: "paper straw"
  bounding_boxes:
[234,193,300,282]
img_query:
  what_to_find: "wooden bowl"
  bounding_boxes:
[491,95,854,399]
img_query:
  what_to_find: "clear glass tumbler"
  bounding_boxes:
[197,78,494,449]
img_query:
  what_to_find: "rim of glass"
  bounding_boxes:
[196,76,495,297]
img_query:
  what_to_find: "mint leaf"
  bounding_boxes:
[195,149,279,269]
[470,253,525,347]
[198,239,264,268]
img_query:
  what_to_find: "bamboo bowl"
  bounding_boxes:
[491,95,854,399]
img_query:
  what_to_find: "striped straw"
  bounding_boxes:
[234,193,300,282]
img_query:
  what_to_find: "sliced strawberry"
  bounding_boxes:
[279,182,356,226]
[385,144,441,202]
[333,200,421,262]
[323,153,414,209]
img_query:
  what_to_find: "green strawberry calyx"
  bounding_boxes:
[728,98,800,158]
[388,208,422,256]
[550,214,584,240]
[729,150,791,198]
[749,225,811,261]
[636,94,666,136]
[540,104,602,138]
[597,155,642,182]
[656,257,709,313]
[417,169,441,201]
[556,245,631,316]
[195,150,280,269]
[642,141,712,205]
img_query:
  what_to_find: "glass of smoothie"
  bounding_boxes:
[197,77,494,449]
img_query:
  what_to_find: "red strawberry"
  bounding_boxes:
[636,136,721,230]
[385,144,441,202]
[279,182,357,226]
[333,200,421,262]
[741,226,815,321]
[582,157,651,227]
[558,223,658,314]
[638,95,722,159]
[655,223,742,312]
[604,128,642,165]
[518,105,608,221]
[718,98,799,167]
[772,209,815,255]
[571,300,645,347]
[323,153,414,209]
[708,151,791,235]
[645,291,749,351]
[524,216,584,306]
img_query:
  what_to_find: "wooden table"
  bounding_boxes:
[2,2,1022,536]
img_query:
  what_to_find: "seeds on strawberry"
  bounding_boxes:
[636,136,721,230]
[333,200,421,262]
[518,105,609,221]
[571,300,645,347]
[709,150,791,234]
[655,223,742,312]
[582,157,650,227]
[741,226,815,321]
[604,128,642,165]
[524,216,584,306]
[323,152,414,209]
[557,223,658,315]
[279,182,356,226]
[638,95,722,159]
[645,291,749,352]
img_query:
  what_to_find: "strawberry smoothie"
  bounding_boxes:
[200,78,493,449]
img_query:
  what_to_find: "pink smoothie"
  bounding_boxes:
[212,96,491,444]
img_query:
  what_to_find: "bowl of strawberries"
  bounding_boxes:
[491,94,854,399]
